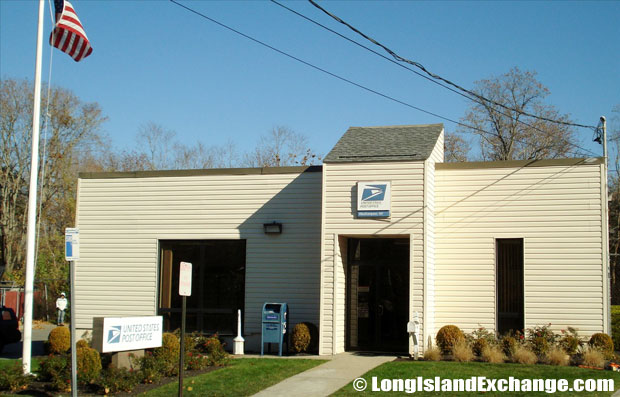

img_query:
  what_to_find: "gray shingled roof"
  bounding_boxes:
[324,124,443,163]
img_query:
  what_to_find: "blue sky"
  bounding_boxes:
[1,0,619,161]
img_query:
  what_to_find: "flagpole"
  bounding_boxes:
[22,0,46,375]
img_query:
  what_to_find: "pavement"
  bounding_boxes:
[251,352,395,397]
[0,321,57,359]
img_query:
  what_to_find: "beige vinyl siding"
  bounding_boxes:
[320,161,425,355]
[423,131,443,351]
[434,161,606,337]
[75,170,322,340]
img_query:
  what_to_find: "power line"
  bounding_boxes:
[270,0,599,157]
[169,0,598,158]
[307,0,598,131]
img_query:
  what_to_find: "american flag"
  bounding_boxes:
[49,0,93,62]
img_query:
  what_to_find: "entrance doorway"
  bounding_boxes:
[346,238,409,352]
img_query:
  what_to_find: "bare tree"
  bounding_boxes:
[458,67,577,161]
[242,126,320,167]
[102,122,240,171]
[444,132,471,162]
[0,78,106,280]
[172,141,238,170]
[607,105,620,304]
[137,122,177,170]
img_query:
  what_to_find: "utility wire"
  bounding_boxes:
[307,0,598,131]
[271,0,598,157]
[169,0,598,158]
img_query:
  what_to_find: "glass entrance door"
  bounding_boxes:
[347,238,409,352]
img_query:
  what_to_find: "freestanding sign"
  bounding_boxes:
[65,228,79,260]
[357,182,391,218]
[92,316,163,353]
[64,227,79,397]
[178,262,192,397]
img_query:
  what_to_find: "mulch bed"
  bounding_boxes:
[12,366,222,396]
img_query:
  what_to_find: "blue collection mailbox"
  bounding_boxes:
[261,302,288,356]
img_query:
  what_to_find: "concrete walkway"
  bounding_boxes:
[252,352,395,397]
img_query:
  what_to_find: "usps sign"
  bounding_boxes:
[93,316,163,353]
[357,182,391,218]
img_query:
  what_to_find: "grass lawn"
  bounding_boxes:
[0,357,40,372]
[333,361,620,397]
[145,358,326,396]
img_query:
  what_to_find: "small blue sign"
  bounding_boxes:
[358,210,390,218]
[65,228,79,260]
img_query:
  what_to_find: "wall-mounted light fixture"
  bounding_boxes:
[263,222,283,234]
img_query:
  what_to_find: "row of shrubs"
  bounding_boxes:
[425,324,615,368]
[0,326,228,394]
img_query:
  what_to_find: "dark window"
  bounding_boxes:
[496,238,524,335]
[158,240,245,335]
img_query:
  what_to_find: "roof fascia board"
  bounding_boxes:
[79,165,322,179]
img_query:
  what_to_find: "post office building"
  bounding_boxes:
[74,124,610,355]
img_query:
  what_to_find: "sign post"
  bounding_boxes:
[178,262,192,397]
[65,228,79,397]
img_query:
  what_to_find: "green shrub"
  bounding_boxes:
[77,346,102,385]
[97,366,140,394]
[185,351,210,370]
[526,324,557,357]
[436,325,464,354]
[47,326,71,354]
[501,336,518,358]
[472,338,487,357]
[134,351,167,384]
[292,323,311,353]
[589,333,614,358]
[76,339,89,349]
[200,335,228,366]
[0,362,33,392]
[154,332,180,376]
[179,332,216,370]
[530,336,549,357]
[39,354,71,392]
[559,327,581,355]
